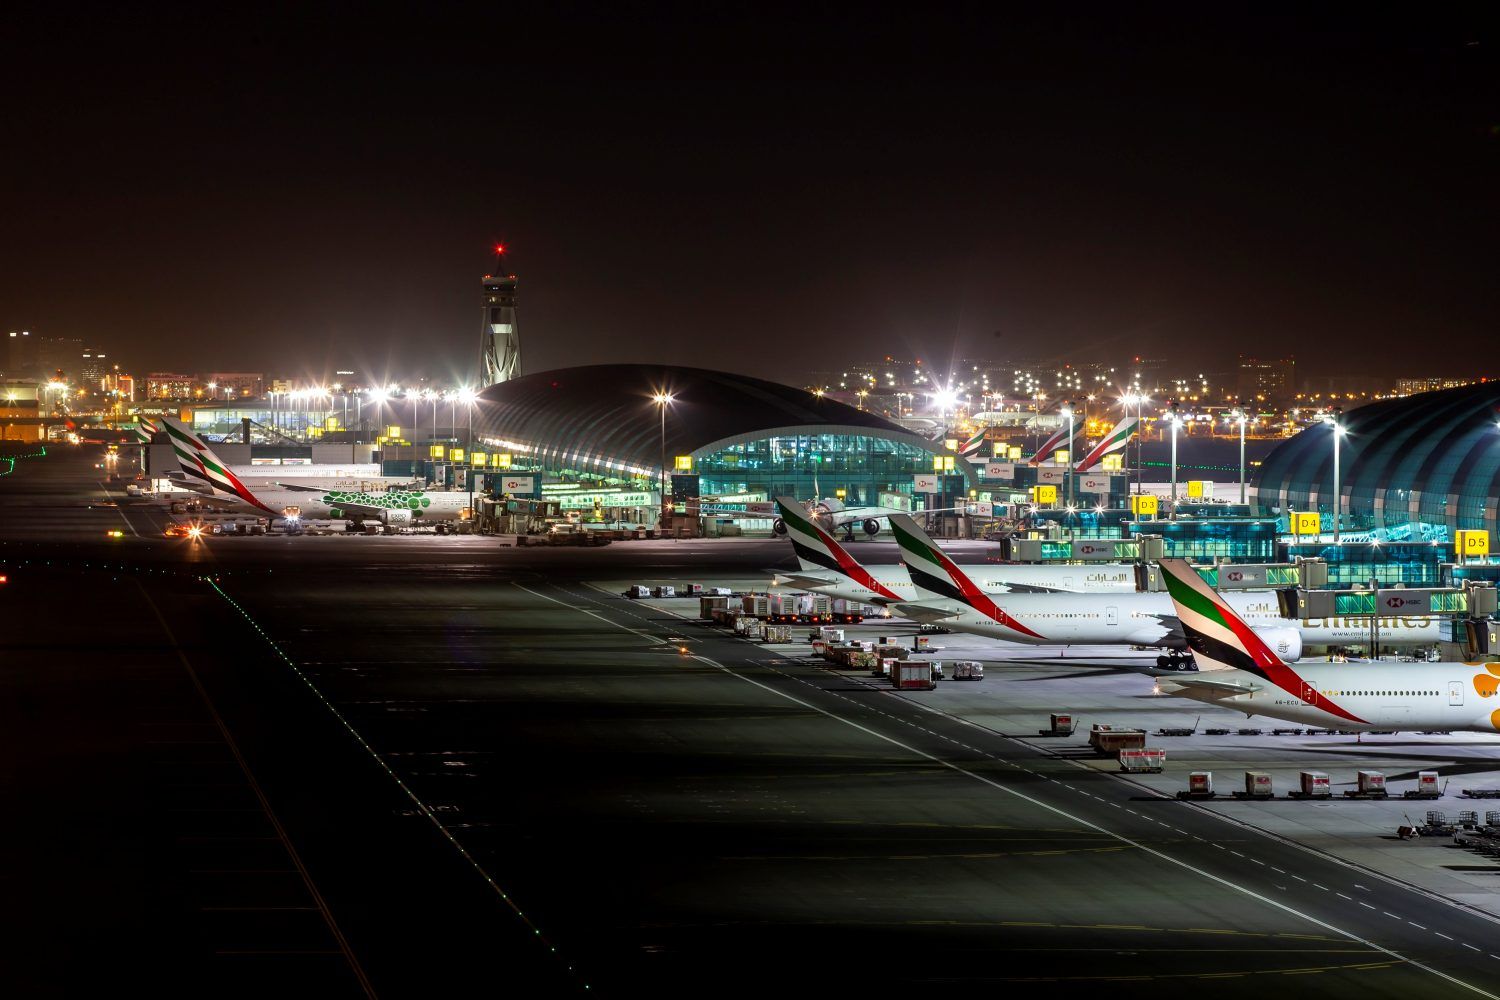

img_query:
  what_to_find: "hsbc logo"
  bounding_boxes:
[1226,571,1244,582]
[1385,595,1421,609]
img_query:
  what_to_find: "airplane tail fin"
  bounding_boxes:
[1157,558,1281,676]
[774,496,899,601]
[132,416,158,444]
[888,513,1043,638]
[159,417,276,514]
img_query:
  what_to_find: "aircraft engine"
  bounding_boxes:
[862,518,880,536]
[1252,626,1303,663]
[383,508,414,527]
[772,518,787,536]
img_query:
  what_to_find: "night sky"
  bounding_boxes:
[2,6,1496,383]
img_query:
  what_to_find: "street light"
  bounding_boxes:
[455,387,478,515]
[1059,403,1075,531]
[653,392,674,530]
[1231,408,1248,504]
[1323,408,1345,543]
[1166,402,1181,519]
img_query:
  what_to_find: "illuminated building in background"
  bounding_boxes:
[1237,355,1295,405]
[145,372,196,399]
[80,347,108,390]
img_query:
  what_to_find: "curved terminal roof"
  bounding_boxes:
[1252,381,1500,539]
[473,364,961,479]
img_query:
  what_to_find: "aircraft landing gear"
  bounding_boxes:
[1156,650,1197,671]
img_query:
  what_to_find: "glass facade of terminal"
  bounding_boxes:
[693,433,949,506]
[1127,519,1279,562]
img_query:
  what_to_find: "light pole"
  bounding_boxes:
[1167,402,1180,520]
[1060,403,1075,521]
[456,387,478,515]
[1234,408,1248,504]
[1325,408,1345,543]
[653,392,674,530]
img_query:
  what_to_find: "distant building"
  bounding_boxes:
[1236,355,1295,404]
[1392,376,1484,397]
[0,380,43,442]
[202,372,264,399]
[80,347,108,390]
[145,372,196,399]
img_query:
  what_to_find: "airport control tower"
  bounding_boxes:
[480,265,520,387]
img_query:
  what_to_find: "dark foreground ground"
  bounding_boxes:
[4,445,1500,998]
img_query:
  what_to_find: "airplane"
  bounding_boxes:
[886,513,1440,661]
[772,496,1137,601]
[1155,556,1499,733]
[159,417,471,527]
[704,495,963,541]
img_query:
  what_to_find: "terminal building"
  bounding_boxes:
[470,364,976,524]
[1253,381,1500,546]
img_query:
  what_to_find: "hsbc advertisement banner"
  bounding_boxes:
[499,476,536,495]
[1036,467,1066,484]
[965,501,995,517]
[1071,539,1120,561]
[913,474,940,493]
[980,462,1015,481]
[1078,473,1120,493]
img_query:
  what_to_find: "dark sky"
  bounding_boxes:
[2,5,1496,383]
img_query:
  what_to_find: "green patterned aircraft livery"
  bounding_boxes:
[321,490,432,510]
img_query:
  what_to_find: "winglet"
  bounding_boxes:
[159,417,277,514]
[889,514,1044,639]
[774,496,900,601]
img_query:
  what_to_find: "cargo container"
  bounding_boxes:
[848,652,878,669]
[1088,724,1145,755]
[762,624,793,643]
[683,583,704,596]
[914,635,932,651]
[1241,772,1274,799]
[951,661,984,681]
[1188,771,1213,795]
[699,596,730,619]
[877,657,898,677]
[894,660,936,690]
[624,585,650,599]
[1296,771,1331,799]
[1416,771,1440,797]
[1118,748,1166,773]
[653,585,676,598]
[1039,713,1076,737]
[1347,770,1388,799]
[819,627,845,643]
[741,595,769,617]
[708,587,732,597]
[875,644,909,660]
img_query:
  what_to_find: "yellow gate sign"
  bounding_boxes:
[1129,494,1158,517]
[1030,485,1058,505]
[1456,530,1490,558]
[1291,512,1322,536]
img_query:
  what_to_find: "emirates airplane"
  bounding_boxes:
[772,496,1137,600]
[883,513,1440,660]
[1154,557,1499,733]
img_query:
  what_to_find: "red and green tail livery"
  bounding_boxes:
[1158,558,1365,723]
[1074,416,1137,473]
[160,416,277,514]
[889,513,1044,639]
[775,497,899,600]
